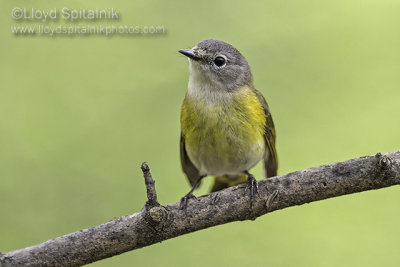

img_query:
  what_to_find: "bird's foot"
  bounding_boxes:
[245,173,259,208]
[179,192,197,210]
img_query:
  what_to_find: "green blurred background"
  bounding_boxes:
[1,0,400,266]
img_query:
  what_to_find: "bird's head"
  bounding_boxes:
[179,39,253,92]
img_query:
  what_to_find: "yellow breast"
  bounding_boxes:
[181,86,266,176]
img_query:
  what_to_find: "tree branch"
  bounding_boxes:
[1,151,400,267]
[141,162,160,208]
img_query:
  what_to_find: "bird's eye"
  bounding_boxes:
[214,56,226,67]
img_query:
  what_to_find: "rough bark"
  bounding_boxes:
[1,151,400,267]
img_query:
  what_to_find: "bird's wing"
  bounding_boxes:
[180,135,202,186]
[253,89,278,177]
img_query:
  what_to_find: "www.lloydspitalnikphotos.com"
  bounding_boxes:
[12,7,119,22]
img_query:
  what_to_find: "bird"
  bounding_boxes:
[178,39,277,209]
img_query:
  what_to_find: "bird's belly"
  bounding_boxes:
[181,86,267,176]
[185,120,265,176]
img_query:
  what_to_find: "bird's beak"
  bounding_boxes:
[178,49,201,61]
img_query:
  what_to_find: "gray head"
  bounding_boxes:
[179,39,253,92]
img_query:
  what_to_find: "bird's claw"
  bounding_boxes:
[245,174,259,208]
[179,193,196,210]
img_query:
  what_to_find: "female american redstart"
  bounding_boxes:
[179,39,277,208]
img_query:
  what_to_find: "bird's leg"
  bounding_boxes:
[245,171,259,207]
[179,176,204,210]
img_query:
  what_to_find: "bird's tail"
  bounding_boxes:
[210,174,248,192]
